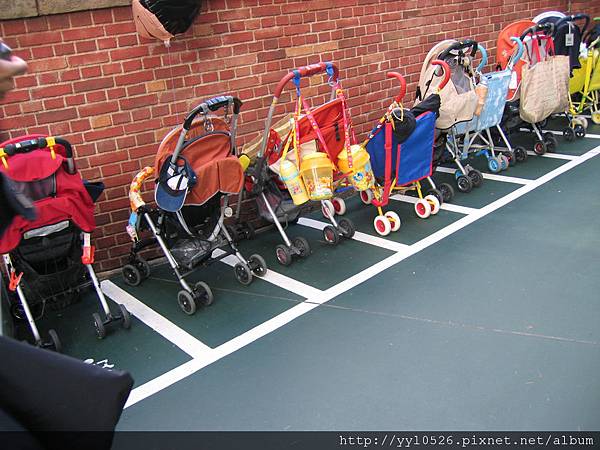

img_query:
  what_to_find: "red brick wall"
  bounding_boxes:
[2,0,598,272]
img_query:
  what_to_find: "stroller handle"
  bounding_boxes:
[475,44,488,72]
[438,39,479,61]
[386,72,407,102]
[273,62,340,98]
[1,137,75,174]
[506,37,524,69]
[520,22,554,40]
[431,59,451,90]
[555,14,590,36]
[183,95,242,130]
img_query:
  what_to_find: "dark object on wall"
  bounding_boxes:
[0,336,133,450]
[133,0,202,43]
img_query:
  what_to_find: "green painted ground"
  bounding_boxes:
[119,135,600,430]
[432,172,521,208]
[16,290,191,387]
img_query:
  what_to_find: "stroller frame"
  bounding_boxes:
[0,137,130,350]
[124,97,267,315]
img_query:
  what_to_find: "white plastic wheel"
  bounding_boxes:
[321,199,335,219]
[373,215,392,236]
[360,189,374,205]
[424,195,440,215]
[414,198,432,219]
[385,211,401,232]
[332,197,346,215]
[591,111,600,125]
[580,117,588,129]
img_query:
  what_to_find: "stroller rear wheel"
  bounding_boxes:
[468,169,484,188]
[439,183,455,203]
[456,175,473,193]
[426,188,443,205]
[93,312,106,339]
[122,264,143,287]
[248,254,268,277]
[514,146,527,162]
[48,329,61,353]
[234,263,253,286]
[543,133,558,152]
[533,140,547,156]
[119,304,132,329]
[591,111,600,125]
[275,245,293,266]
[487,156,502,173]
[177,290,197,315]
[194,282,214,307]
[506,151,517,167]
[337,218,356,238]
[292,237,311,258]
[323,225,340,245]
[563,128,576,142]
[574,124,585,139]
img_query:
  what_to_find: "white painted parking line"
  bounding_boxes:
[525,151,578,160]
[213,248,323,299]
[519,127,600,139]
[435,166,531,185]
[100,280,213,359]
[296,217,410,253]
[390,193,478,215]
[124,145,600,409]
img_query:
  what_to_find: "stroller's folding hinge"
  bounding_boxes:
[8,270,22,292]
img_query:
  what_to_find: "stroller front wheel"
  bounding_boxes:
[234,263,253,286]
[177,290,197,315]
[248,254,268,277]
[122,264,143,287]
[456,175,473,193]
[194,282,214,307]
[438,183,455,203]
[275,245,293,266]
[92,312,106,339]
[48,329,62,353]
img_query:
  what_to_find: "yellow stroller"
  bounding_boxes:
[570,17,600,124]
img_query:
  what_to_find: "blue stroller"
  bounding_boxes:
[452,38,526,173]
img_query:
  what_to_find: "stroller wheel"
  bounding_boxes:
[500,155,509,171]
[514,146,527,162]
[533,140,547,156]
[122,264,143,287]
[323,225,340,245]
[234,263,253,286]
[506,151,517,167]
[331,197,347,215]
[360,189,374,205]
[292,237,311,258]
[424,195,440,215]
[591,111,600,125]
[425,188,443,205]
[574,124,585,139]
[48,329,62,353]
[119,304,132,329]
[468,169,484,188]
[573,117,588,129]
[439,183,455,203]
[563,128,576,142]
[337,218,356,239]
[275,245,293,266]
[543,132,558,152]
[177,290,197,315]
[487,156,501,173]
[92,312,106,339]
[384,211,401,232]
[248,254,268,277]
[244,222,256,240]
[456,175,473,193]
[414,199,432,219]
[194,282,214,307]
[373,215,392,236]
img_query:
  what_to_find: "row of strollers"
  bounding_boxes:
[1,11,599,352]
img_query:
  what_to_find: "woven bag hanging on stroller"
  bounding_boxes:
[570,17,600,124]
[0,136,130,349]
[416,39,487,194]
[357,62,451,236]
[124,96,268,315]
[497,22,568,155]
[452,38,526,173]
[536,12,591,139]
[239,62,358,267]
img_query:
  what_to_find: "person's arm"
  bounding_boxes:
[0,42,27,99]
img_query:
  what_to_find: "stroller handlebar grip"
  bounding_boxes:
[475,44,488,72]
[520,22,554,40]
[438,39,479,61]
[386,72,407,102]
[3,137,73,159]
[555,14,590,35]
[431,60,451,90]
[273,62,340,98]
[507,37,525,69]
[183,96,242,129]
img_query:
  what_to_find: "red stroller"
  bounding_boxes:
[0,136,130,351]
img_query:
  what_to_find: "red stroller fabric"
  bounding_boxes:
[0,135,95,254]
